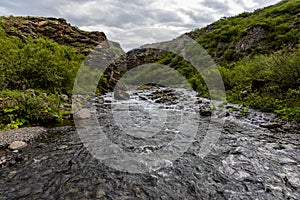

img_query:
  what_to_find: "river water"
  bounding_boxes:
[0,88,300,199]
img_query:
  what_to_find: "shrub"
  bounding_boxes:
[0,90,69,130]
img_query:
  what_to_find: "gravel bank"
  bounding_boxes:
[0,127,47,146]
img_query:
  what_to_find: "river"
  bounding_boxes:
[0,88,299,199]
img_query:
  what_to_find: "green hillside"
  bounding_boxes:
[154,0,300,122]
[188,0,300,64]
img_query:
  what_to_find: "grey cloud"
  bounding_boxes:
[0,0,281,50]
[180,8,216,24]
[0,0,61,17]
[201,0,231,14]
[146,9,183,23]
[61,1,184,29]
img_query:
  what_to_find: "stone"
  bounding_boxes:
[8,141,28,150]
[260,122,281,129]
[114,90,130,100]
[8,170,17,179]
[200,109,212,116]
[75,108,91,119]
[98,97,104,104]
[37,20,48,26]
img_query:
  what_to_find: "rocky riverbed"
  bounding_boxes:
[0,88,299,199]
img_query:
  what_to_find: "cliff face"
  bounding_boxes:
[1,16,107,55]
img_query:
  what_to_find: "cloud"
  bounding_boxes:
[201,0,231,14]
[0,6,9,15]
[0,0,281,51]
[0,0,61,17]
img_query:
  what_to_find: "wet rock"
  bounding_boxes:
[104,99,112,104]
[114,90,130,100]
[260,122,281,129]
[0,155,10,168]
[74,108,91,119]
[200,109,212,116]
[195,99,203,104]
[139,96,148,101]
[98,97,104,104]
[8,141,28,150]
[58,145,68,150]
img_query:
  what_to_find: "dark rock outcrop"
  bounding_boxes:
[235,26,266,51]
[1,16,107,55]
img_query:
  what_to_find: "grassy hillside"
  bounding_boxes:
[187,0,300,65]
[155,0,300,122]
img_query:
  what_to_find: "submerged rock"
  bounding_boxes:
[114,90,130,100]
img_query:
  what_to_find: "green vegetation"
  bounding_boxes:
[0,21,84,129]
[189,0,300,66]
[220,47,300,122]
[0,89,70,130]
[0,27,84,94]
[155,0,300,122]
[197,0,300,122]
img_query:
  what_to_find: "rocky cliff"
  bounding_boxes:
[1,16,107,55]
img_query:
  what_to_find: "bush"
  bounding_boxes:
[0,30,84,94]
[0,90,70,130]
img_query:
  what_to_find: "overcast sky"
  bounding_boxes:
[0,0,281,51]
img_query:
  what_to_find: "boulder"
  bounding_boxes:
[114,90,130,100]
[75,108,91,119]
[8,141,28,150]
